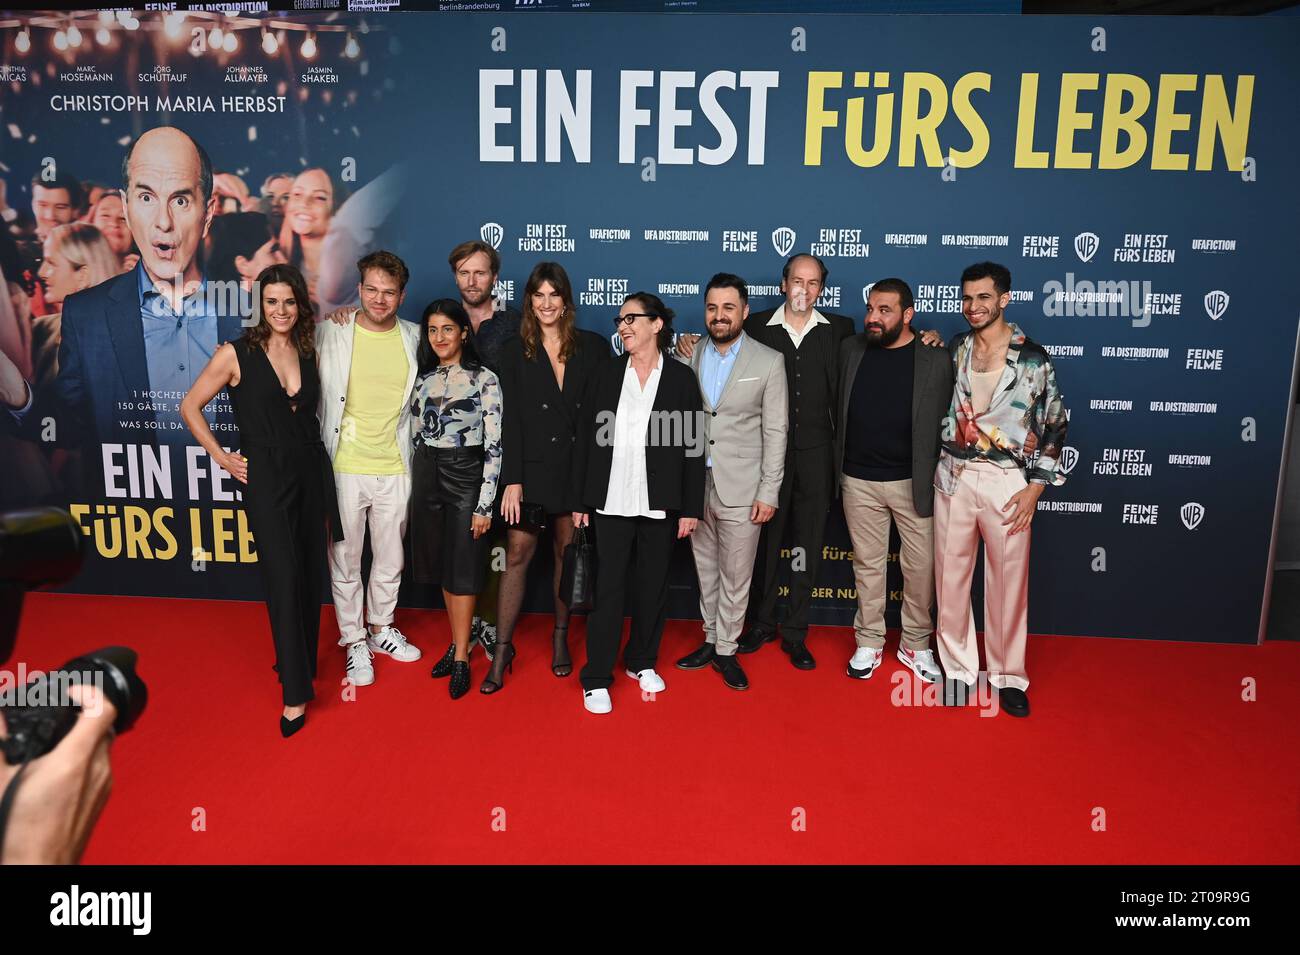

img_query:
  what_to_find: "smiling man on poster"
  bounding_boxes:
[0,125,243,455]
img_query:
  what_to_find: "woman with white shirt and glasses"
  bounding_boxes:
[411,299,504,699]
[571,293,705,715]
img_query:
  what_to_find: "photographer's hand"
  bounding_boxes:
[0,683,116,864]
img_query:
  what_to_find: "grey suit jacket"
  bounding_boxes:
[690,332,788,509]
[835,333,955,518]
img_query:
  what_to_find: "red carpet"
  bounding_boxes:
[13,592,1300,864]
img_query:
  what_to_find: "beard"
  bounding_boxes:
[865,322,904,348]
[708,322,741,345]
[461,286,492,308]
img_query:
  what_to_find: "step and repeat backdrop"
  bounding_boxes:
[1,10,1297,643]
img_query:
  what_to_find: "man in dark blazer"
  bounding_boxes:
[739,254,856,668]
[836,278,954,683]
[0,126,241,485]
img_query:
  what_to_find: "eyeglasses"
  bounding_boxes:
[614,313,653,327]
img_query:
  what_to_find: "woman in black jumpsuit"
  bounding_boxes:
[181,264,340,737]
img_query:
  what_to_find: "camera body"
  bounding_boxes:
[0,509,147,764]
[0,646,146,765]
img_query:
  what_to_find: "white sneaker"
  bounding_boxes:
[846,647,884,680]
[626,668,666,693]
[367,625,422,662]
[583,688,612,714]
[897,646,941,684]
[345,640,375,686]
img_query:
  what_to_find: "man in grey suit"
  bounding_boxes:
[836,278,953,683]
[676,274,788,690]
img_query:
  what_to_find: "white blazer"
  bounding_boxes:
[316,310,422,475]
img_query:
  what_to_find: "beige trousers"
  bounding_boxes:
[691,470,764,656]
[933,459,1030,691]
[841,475,934,652]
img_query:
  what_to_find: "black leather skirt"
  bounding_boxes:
[409,443,490,595]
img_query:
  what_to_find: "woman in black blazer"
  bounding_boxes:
[570,292,705,715]
[493,262,612,693]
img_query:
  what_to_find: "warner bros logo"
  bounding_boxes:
[1060,446,1079,475]
[1204,290,1230,321]
[480,222,504,250]
[1180,502,1205,530]
[1073,231,1100,263]
[771,226,796,258]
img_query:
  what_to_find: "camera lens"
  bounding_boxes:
[59,646,147,735]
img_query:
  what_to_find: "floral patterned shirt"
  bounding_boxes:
[936,323,1069,495]
[411,363,504,516]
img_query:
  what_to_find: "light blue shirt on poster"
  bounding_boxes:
[137,264,218,440]
[699,332,741,469]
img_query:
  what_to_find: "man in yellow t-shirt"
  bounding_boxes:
[317,250,423,686]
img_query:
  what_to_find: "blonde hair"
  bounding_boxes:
[48,223,120,289]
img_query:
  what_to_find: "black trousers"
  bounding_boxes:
[580,512,677,691]
[244,446,331,708]
[749,441,835,643]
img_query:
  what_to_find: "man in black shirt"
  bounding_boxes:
[449,240,520,375]
[835,278,953,683]
[447,240,521,658]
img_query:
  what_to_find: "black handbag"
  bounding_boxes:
[560,523,597,610]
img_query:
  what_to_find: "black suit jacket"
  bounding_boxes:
[745,306,856,451]
[835,333,955,518]
[573,351,705,519]
[499,329,611,513]
[9,269,243,449]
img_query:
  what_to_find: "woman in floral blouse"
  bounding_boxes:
[410,298,503,700]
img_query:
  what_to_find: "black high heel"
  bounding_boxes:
[480,643,516,695]
[449,660,471,699]
[551,625,572,678]
[280,713,305,738]
[431,641,455,678]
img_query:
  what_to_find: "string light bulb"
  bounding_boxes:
[222,31,238,54]
[209,27,224,49]
[164,13,184,40]
[261,30,278,55]
[300,33,316,60]
[96,27,111,46]
[344,33,359,59]
[15,29,31,53]
[67,25,83,47]
[53,30,69,52]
